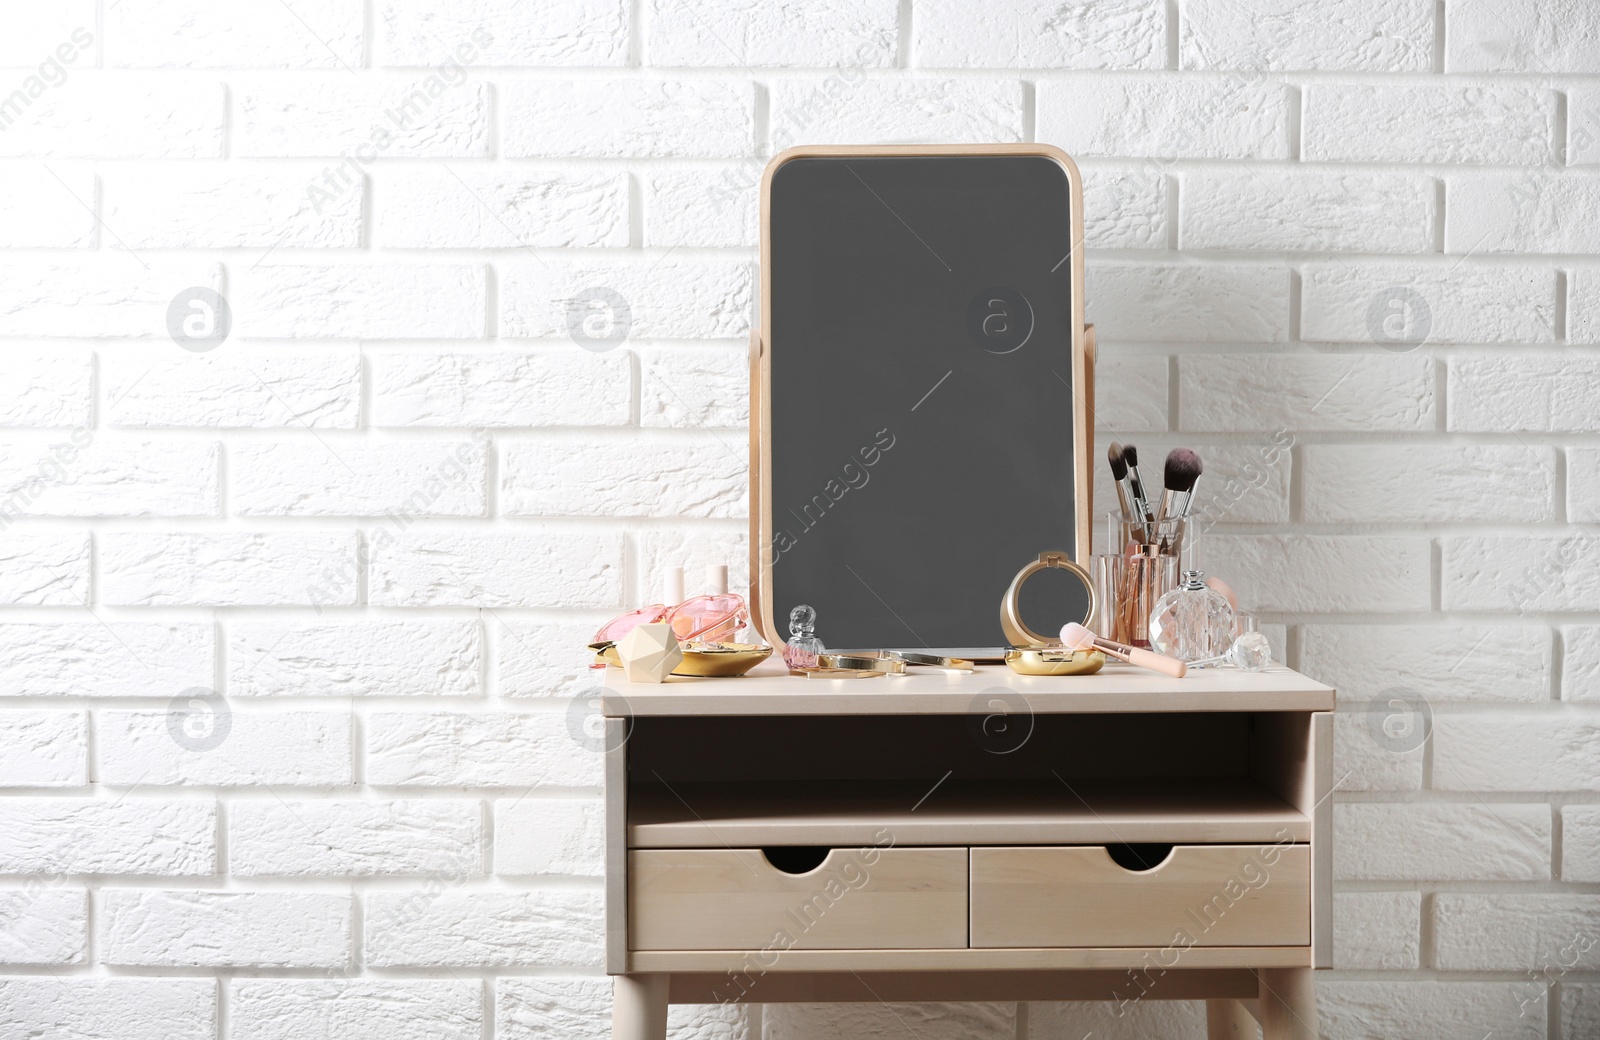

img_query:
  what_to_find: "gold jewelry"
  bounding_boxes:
[818,652,906,674]
[888,651,974,671]
[1000,550,1098,648]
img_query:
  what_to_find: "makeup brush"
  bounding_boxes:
[1061,622,1187,678]
[1158,447,1204,524]
[1107,442,1134,525]
[1121,444,1155,540]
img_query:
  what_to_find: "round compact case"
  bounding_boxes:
[999,550,1105,676]
[1003,646,1103,676]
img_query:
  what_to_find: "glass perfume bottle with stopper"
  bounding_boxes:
[783,604,825,671]
[1149,569,1236,664]
[1228,613,1272,671]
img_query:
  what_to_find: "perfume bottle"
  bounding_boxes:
[783,604,825,671]
[1227,613,1272,671]
[1149,570,1236,664]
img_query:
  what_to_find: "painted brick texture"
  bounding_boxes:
[0,2,1589,1038]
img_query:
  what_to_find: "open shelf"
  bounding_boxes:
[628,776,1309,848]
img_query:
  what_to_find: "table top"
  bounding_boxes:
[600,658,1335,717]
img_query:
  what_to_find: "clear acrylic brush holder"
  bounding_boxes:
[1091,516,1185,649]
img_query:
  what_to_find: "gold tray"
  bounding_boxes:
[1004,647,1105,676]
[589,641,772,678]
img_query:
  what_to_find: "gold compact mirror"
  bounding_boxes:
[1001,550,1097,647]
[1001,551,1103,675]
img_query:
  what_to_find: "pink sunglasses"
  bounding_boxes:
[593,592,749,645]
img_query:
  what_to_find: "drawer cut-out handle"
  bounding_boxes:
[761,846,831,874]
[1106,843,1175,872]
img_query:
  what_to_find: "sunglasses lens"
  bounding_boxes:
[593,605,668,644]
[666,593,747,641]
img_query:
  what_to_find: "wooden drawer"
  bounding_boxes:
[970,844,1309,948]
[630,847,967,951]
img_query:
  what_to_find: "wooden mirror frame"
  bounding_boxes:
[749,144,1095,650]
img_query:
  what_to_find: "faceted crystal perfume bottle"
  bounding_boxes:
[1227,613,1272,672]
[783,604,825,671]
[1149,570,1236,664]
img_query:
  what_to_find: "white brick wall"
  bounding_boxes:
[99,890,352,967]
[106,1,365,70]
[230,799,483,875]
[0,711,86,786]
[0,978,215,1040]
[98,709,353,786]
[1181,0,1432,72]
[0,168,96,248]
[373,169,629,249]
[0,2,1593,1037]
[1302,84,1555,163]
[0,799,215,874]
[1039,75,1291,159]
[231,979,482,1040]
[364,890,602,967]
[225,619,480,697]
[104,164,365,248]
[103,346,362,428]
[0,887,87,964]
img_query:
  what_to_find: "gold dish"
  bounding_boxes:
[1004,647,1105,676]
[676,642,774,677]
[589,641,772,678]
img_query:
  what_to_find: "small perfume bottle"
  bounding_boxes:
[1227,613,1272,671]
[783,604,825,671]
[1149,570,1236,664]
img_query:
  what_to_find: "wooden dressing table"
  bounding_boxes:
[601,659,1333,1039]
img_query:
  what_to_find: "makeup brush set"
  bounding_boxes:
[1085,442,1268,669]
[1097,444,1205,649]
[1108,443,1203,548]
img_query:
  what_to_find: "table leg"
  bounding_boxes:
[1258,968,1318,1040]
[612,974,669,1040]
[1207,998,1258,1039]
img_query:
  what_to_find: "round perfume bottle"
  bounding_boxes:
[1227,613,1272,671]
[783,604,825,671]
[1149,570,1236,664]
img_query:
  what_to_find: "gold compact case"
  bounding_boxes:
[1000,549,1098,648]
[1004,646,1105,676]
[1000,550,1102,674]
[589,641,772,678]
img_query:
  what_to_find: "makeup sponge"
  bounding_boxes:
[1060,622,1096,650]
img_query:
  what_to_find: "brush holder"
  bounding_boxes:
[1092,516,1185,648]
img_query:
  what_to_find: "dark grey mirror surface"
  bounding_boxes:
[767,154,1081,651]
[1014,564,1093,647]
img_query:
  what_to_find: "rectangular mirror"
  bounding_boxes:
[753,145,1092,656]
